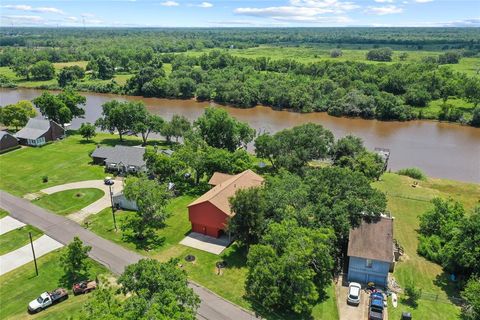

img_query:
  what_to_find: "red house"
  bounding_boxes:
[188,170,264,238]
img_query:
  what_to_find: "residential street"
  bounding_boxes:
[0,190,260,320]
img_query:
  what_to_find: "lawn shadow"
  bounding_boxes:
[121,231,166,251]
[433,272,464,306]
[220,243,247,269]
[246,297,315,320]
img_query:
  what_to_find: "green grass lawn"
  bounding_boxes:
[0,248,109,320]
[0,209,8,219]
[414,98,476,120]
[33,188,104,216]
[373,173,480,320]
[0,225,43,255]
[85,194,339,319]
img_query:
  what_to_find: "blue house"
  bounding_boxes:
[347,216,394,287]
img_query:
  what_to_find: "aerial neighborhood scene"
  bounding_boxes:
[0,1,480,320]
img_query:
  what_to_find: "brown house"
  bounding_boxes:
[0,131,19,152]
[15,119,64,146]
[188,169,264,238]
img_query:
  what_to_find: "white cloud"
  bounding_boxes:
[1,15,46,25]
[1,4,64,14]
[366,5,403,15]
[235,0,358,23]
[374,0,394,2]
[66,16,79,22]
[198,2,213,8]
[160,1,179,6]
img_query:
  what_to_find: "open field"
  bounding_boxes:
[373,173,480,320]
[0,248,109,320]
[33,188,104,216]
[0,224,43,255]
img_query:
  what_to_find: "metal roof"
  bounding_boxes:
[15,119,51,140]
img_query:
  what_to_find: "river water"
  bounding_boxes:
[1,88,479,183]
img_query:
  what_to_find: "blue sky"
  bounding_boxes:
[1,0,479,27]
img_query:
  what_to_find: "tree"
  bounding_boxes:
[194,107,255,151]
[82,280,122,319]
[331,135,365,163]
[132,107,165,145]
[246,220,335,315]
[78,122,96,141]
[438,51,461,64]
[336,151,385,181]
[30,60,55,80]
[117,259,200,320]
[60,236,91,282]
[32,89,85,125]
[229,187,266,248]
[92,56,115,80]
[169,115,191,142]
[0,100,36,130]
[58,65,85,87]
[404,283,422,308]
[95,100,143,141]
[330,49,342,58]
[464,77,480,108]
[122,176,170,244]
[399,52,409,61]
[471,107,480,128]
[12,60,30,80]
[366,48,393,62]
[255,123,334,174]
[462,277,480,320]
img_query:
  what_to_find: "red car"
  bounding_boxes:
[72,280,97,295]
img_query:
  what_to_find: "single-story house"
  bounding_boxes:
[188,169,264,238]
[112,192,138,211]
[91,145,146,173]
[15,119,64,147]
[0,131,19,152]
[347,216,394,287]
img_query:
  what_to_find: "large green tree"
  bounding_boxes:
[60,236,91,282]
[32,89,86,125]
[95,100,144,141]
[0,100,36,130]
[194,107,255,151]
[30,60,55,80]
[58,65,85,87]
[462,277,480,320]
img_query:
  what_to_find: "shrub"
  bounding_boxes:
[42,175,49,183]
[404,283,422,307]
[330,49,343,58]
[417,234,443,263]
[397,167,426,180]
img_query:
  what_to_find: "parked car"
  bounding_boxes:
[369,292,384,320]
[347,282,362,305]
[28,288,68,313]
[73,280,97,295]
[104,177,114,185]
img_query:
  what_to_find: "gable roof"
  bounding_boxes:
[15,119,55,140]
[347,216,394,263]
[0,131,17,140]
[91,145,146,167]
[189,169,264,217]
[208,172,234,186]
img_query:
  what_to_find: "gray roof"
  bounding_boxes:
[92,145,146,167]
[15,119,51,140]
[0,131,16,140]
[347,216,394,263]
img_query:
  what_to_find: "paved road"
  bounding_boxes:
[0,190,259,320]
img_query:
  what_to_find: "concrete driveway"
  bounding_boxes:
[40,179,123,223]
[0,235,63,275]
[336,281,368,320]
[0,216,26,235]
[180,232,231,255]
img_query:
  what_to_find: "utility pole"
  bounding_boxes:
[109,184,117,231]
[29,232,38,276]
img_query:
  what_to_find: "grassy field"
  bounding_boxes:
[0,224,43,255]
[33,188,104,215]
[373,173,480,320]
[0,248,109,320]
[85,193,339,320]
[414,98,476,120]
[0,209,8,219]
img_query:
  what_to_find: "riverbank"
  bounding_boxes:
[1,87,479,182]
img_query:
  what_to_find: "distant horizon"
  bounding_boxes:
[1,1,479,28]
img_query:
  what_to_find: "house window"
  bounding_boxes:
[366,259,373,268]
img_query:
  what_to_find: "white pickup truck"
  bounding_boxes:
[28,288,68,313]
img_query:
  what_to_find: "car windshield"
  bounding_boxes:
[36,297,43,303]
[349,294,358,299]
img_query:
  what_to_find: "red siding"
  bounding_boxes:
[188,202,228,238]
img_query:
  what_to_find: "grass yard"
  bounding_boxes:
[85,194,339,319]
[0,248,109,320]
[0,224,43,255]
[373,173,480,320]
[414,98,476,120]
[0,209,8,219]
[33,188,104,216]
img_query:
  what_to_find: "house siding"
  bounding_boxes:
[0,134,19,151]
[188,202,228,238]
[347,256,390,287]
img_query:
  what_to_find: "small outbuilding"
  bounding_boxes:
[188,169,264,238]
[15,119,64,146]
[0,131,19,152]
[347,216,394,287]
[91,145,146,174]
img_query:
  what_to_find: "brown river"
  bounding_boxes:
[1,88,479,183]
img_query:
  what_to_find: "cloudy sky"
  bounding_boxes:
[1,0,479,27]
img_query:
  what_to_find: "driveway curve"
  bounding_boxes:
[40,179,123,223]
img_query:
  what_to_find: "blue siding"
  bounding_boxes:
[347,256,390,287]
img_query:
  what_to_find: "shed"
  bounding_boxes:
[188,169,264,238]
